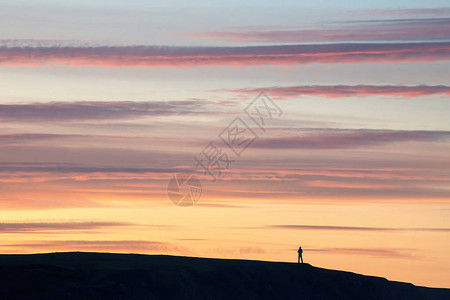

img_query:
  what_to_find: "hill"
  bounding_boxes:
[0,252,448,299]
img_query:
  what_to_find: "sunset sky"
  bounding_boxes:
[1,0,449,288]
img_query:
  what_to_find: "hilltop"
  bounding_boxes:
[0,252,448,299]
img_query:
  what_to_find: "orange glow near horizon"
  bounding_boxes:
[0,199,449,288]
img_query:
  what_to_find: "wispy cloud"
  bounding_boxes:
[306,247,417,259]
[219,85,450,99]
[0,100,207,122]
[9,127,447,151]
[0,133,80,143]
[270,225,450,232]
[189,18,450,43]
[212,168,450,182]
[205,246,267,255]
[253,129,450,150]
[0,162,189,183]
[0,162,188,175]
[358,8,450,17]
[1,42,449,67]
[3,240,190,254]
[0,221,132,233]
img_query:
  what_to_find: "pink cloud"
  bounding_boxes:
[0,42,449,67]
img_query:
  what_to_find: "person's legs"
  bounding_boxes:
[300,255,303,263]
[298,255,300,263]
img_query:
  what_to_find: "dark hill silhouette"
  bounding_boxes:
[0,252,448,300]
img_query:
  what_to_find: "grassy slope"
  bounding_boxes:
[0,252,448,300]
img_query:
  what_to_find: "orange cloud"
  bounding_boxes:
[0,221,132,233]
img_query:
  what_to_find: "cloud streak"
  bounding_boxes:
[306,247,416,259]
[220,85,450,99]
[253,129,450,150]
[0,162,188,175]
[359,8,450,17]
[1,42,449,67]
[190,18,450,43]
[0,100,206,122]
[270,225,450,232]
[0,221,132,233]
[0,162,189,183]
[3,240,190,254]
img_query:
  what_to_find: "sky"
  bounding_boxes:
[0,0,449,289]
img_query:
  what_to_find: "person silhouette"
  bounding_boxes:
[297,246,303,263]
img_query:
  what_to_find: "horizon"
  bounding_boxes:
[0,0,449,290]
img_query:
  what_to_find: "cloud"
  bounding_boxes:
[358,8,450,17]
[194,203,248,208]
[189,18,450,43]
[205,246,267,255]
[211,167,450,182]
[270,225,450,232]
[220,85,450,99]
[0,162,188,174]
[0,100,206,122]
[3,240,191,254]
[0,162,190,183]
[253,129,450,150]
[0,133,79,142]
[0,221,132,233]
[0,42,449,67]
[305,247,417,259]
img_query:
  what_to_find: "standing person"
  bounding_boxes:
[298,246,303,263]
